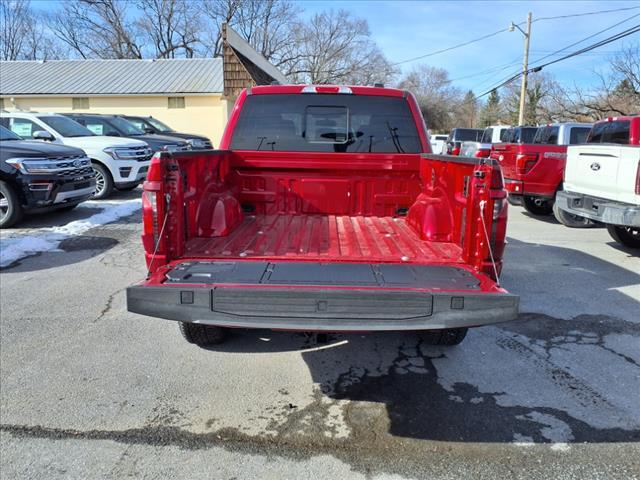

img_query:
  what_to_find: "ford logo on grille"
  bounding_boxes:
[73,159,81,168]
[590,162,601,171]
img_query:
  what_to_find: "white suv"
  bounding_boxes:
[0,112,152,199]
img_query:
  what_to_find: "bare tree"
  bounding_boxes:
[1,0,62,60]
[50,0,142,59]
[136,0,201,58]
[544,45,640,120]
[1,0,31,60]
[398,65,461,132]
[287,9,396,85]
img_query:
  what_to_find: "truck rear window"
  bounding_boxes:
[230,94,422,153]
[533,126,559,144]
[451,128,483,142]
[569,127,590,144]
[480,128,493,143]
[587,121,630,145]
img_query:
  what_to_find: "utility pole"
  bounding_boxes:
[510,12,532,125]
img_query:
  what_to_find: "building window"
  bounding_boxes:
[72,97,90,109]
[0,98,4,110]
[168,97,185,109]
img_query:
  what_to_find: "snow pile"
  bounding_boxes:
[0,199,141,267]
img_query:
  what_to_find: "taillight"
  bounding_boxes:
[146,154,162,181]
[143,190,159,246]
[635,160,640,195]
[490,162,505,190]
[516,153,539,174]
[474,148,491,158]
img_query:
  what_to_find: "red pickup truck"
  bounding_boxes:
[490,122,592,221]
[126,85,518,347]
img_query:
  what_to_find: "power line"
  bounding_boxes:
[476,23,640,98]
[472,13,640,96]
[393,28,508,66]
[532,5,640,22]
[393,5,640,66]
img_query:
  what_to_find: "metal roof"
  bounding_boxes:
[0,58,224,96]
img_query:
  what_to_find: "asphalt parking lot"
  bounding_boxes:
[1,191,639,480]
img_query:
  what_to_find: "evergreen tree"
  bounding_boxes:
[478,90,502,127]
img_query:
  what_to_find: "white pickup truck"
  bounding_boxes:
[556,116,640,248]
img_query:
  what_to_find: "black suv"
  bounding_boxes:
[63,114,190,153]
[0,126,95,228]
[122,115,213,149]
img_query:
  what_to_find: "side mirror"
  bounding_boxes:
[32,130,55,141]
[144,127,155,134]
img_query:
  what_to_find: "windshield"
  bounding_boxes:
[0,125,21,141]
[230,94,422,153]
[40,116,94,137]
[147,117,173,133]
[107,116,145,135]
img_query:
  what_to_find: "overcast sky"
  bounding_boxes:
[299,0,640,94]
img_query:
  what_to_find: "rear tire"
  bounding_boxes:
[91,163,114,199]
[420,328,468,346]
[0,181,24,229]
[179,322,228,347]
[522,195,553,216]
[606,224,640,248]
[553,202,594,228]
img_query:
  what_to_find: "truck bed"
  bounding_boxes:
[183,213,464,264]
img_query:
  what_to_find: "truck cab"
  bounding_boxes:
[555,116,640,247]
[126,85,519,347]
[490,122,592,218]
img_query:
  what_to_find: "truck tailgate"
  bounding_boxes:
[565,145,639,203]
[127,260,518,331]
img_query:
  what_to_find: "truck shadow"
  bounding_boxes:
[209,237,640,444]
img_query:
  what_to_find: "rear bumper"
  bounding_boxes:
[126,285,519,332]
[556,191,640,227]
[505,178,556,200]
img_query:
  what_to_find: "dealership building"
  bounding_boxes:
[0,25,287,146]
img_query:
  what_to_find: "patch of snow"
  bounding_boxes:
[0,199,141,267]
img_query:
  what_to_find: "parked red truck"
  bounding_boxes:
[490,123,592,221]
[126,85,518,347]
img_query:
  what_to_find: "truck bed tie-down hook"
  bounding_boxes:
[146,193,171,280]
[479,199,501,287]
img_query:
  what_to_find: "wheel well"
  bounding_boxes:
[90,159,113,178]
[0,177,27,205]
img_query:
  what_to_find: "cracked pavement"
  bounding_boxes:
[1,192,639,479]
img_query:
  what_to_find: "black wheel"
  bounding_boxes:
[420,328,468,346]
[552,202,593,228]
[522,196,553,216]
[606,224,640,249]
[117,184,139,192]
[91,163,114,199]
[0,181,24,228]
[179,322,228,347]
